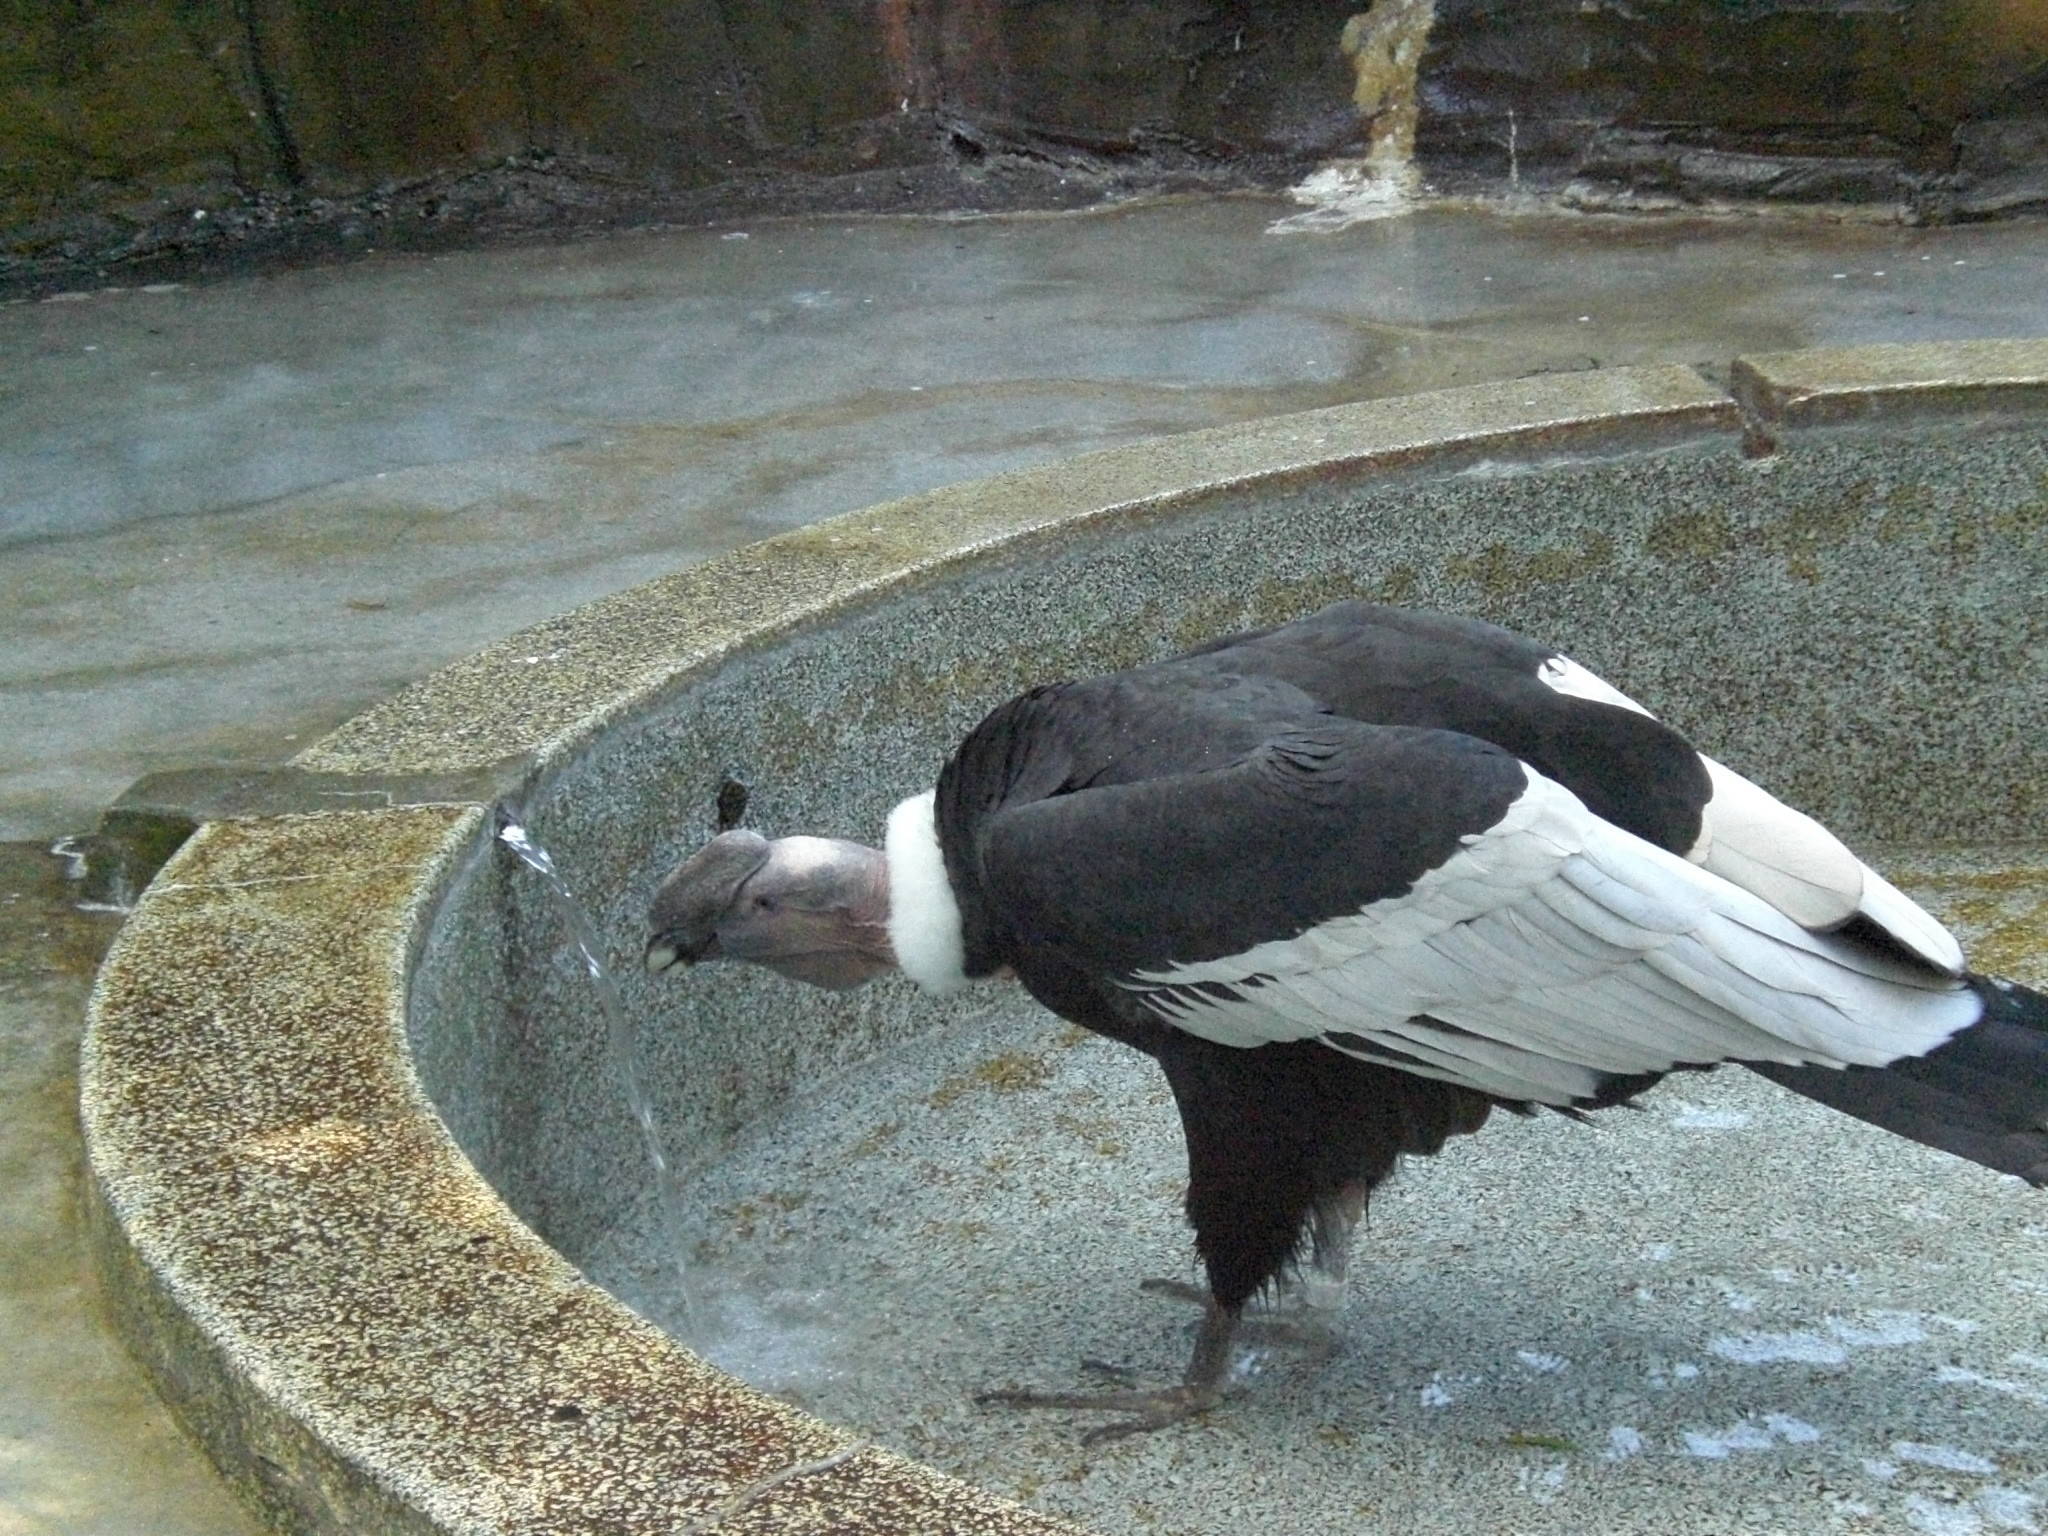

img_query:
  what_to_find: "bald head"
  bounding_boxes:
[645,830,895,991]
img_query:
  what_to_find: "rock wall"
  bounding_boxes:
[1419,0,2048,215]
[2,0,2042,292]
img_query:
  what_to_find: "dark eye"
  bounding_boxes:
[752,893,778,913]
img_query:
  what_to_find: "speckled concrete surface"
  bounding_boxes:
[71,345,2048,1532]
[493,476,2048,1290]
[86,807,1076,1536]
[1734,337,2048,431]
[20,202,2032,1534]
[296,363,1735,780]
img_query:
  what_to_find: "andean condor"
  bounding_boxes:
[645,601,2048,1441]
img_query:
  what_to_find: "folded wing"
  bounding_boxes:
[976,721,1979,1108]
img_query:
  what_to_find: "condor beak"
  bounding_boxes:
[644,933,717,974]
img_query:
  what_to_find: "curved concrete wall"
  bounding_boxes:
[82,341,2048,1533]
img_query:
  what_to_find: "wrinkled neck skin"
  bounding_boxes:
[763,842,896,991]
[819,848,897,986]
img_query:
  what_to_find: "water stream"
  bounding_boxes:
[496,812,696,1319]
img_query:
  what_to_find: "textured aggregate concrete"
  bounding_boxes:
[84,806,1075,1536]
[0,845,266,1536]
[298,363,1736,780]
[387,365,1755,1268]
[76,341,2048,1533]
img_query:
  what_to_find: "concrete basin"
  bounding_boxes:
[83,340,2048,1533]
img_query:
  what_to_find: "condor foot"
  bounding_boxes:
[975,1378,1222,1445]
[975,1298,1240,1445]
[1139,1277,1343,1365]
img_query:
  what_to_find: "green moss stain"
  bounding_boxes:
[1991,491,2048,537]
[1375,564,1421,605]
[1051,1109,1125,1158]
[1444,529,1616,599]
[5,0,943,255]
[78,808,199,908]
[1645,509,1736,562]
[847,1120,902,1160]
[0,846,125,987]
[1516,467,2030,595]
[1873,480,1936,545]
[1946,885,2048,984]
[1502,1431,1578,1453]
[1761,483,1866,568]
[1891,863,2048,987]
[1627,8,1929,149]
[0,3,271,231]
[917,1217,991,1243]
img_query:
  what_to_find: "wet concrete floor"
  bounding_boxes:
[11,198,2048,844]
[0,845,265,1535]
[3,196,2047,1530]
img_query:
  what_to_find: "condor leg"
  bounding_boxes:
[976,1297,1240,1445]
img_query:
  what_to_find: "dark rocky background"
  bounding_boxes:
[1420,0,2048,214]
[3,0,2043,296]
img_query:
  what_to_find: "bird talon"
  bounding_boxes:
[975,1381,1220,1442]
[1137,1276,1342,1364]
[1080,1396,1217,1446]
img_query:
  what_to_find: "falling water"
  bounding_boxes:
[496,812,695,1319]
[1270,0,1435,232]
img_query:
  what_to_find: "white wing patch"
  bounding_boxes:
[1538,651,1963,975]
[1128,770,1978,1106]
[1538,654,1654,718]
[1692,755,1864,928]
[1856,865,1966,976]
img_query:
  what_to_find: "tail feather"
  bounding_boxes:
[1751,975,2048,1186]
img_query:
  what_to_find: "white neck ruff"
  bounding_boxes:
[884,791,968,994]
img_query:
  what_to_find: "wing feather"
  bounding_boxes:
[1542,650,1963,975]
[1527,865,1676,953]
[1124,771,1980,1105]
